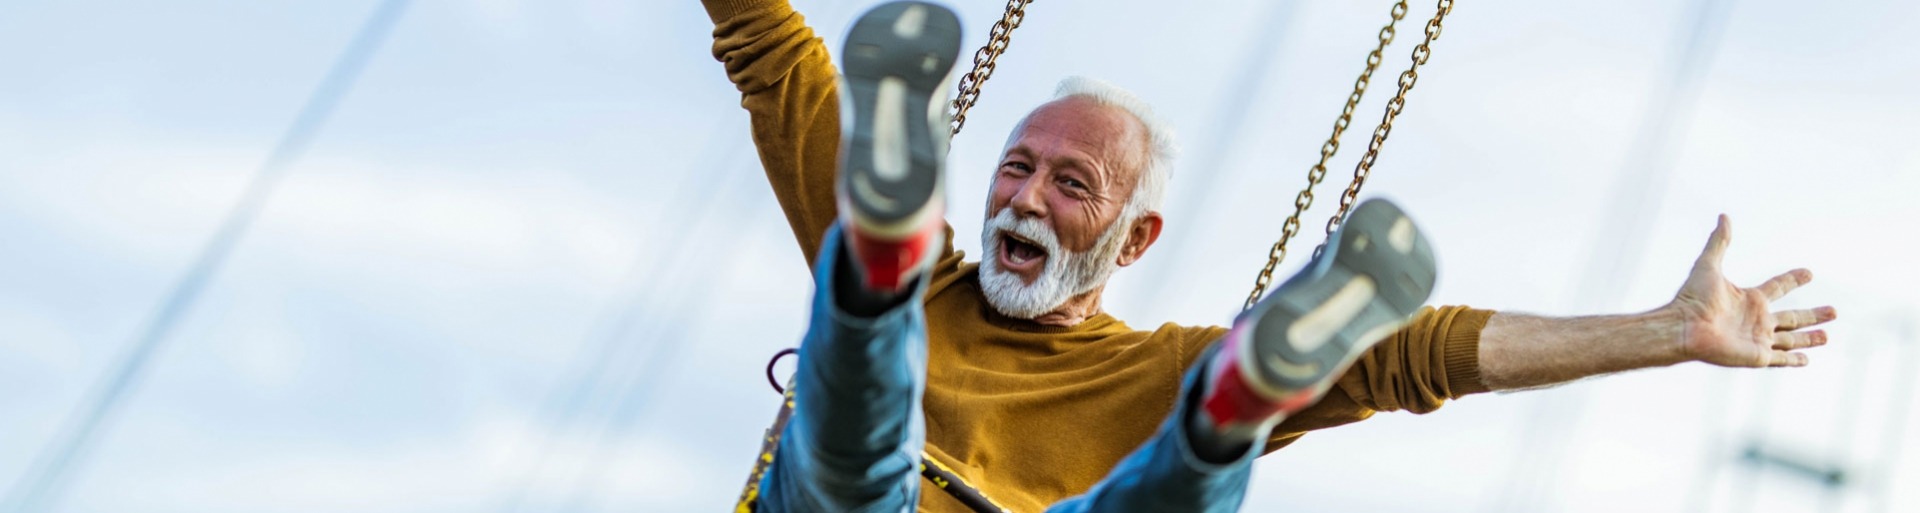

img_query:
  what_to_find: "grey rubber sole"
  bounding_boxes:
[1243,198,1439,393]
[837,1,962,226]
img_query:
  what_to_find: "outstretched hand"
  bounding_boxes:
[1669,215,1837,368]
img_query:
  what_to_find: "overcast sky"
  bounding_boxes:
[1,0,1917,512]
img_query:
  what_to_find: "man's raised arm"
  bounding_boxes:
[705,0,843,267]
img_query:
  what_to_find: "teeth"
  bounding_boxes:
[1001,234,1044,265]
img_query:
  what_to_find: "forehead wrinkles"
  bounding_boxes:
[1005,99,1151,191]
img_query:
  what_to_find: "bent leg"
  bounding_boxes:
[759,226,929,513]
[1045,344,1257,513]
[1048,199,1441,512]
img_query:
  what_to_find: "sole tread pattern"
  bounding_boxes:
[1243,198,1439,395]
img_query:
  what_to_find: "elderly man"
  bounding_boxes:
[703,1,1838,512]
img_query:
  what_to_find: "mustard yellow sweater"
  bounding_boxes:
[704,2,1494,511]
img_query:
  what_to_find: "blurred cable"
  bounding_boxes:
[500,2,871,510]
[0,2,414,511]
[556,197,771,513]
[1727,376,1781,513]
[1695,318,1914,512]
[1686,370,1738,513]
[1820,328,1875,510]
[492,120,751,513]
[1490,0,1741,511]
[1126,0,1300,315]
[1871,319,1918,513]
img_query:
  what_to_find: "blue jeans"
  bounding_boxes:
[758,225,1259,513]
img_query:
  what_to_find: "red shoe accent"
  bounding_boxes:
[843,220,939,292]
[1200,360,1279,429]
[1200,327,1320,429]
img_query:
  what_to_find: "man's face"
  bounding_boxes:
[977,97,1148,318]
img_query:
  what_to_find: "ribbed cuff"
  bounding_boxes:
[701,0,788,24]
[1443,308,1496,397]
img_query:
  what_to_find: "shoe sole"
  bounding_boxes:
[1237,198,1439,396]
[837,1,961,238]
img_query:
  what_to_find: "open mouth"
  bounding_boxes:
[997,230,1049,275]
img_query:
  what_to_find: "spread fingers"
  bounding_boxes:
[1767,350,1810,368]
[1772,330,1828,350]
[1773,306,1838,331]
[1756,268,1813,302]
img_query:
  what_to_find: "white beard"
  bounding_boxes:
[978,207,1133,320]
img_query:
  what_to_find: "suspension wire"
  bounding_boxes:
[1491,0,1740,511]
[1686,369,1738,513]
[491,120,750,513]
[537,138,764,512]
[1124,0,1301,315]
[1871,320,1919,513]
[498,1,888,508]
[1728,374,1783,513]
[1821,326,1875,511]
[0,3,413,512]
[556,212,768,513]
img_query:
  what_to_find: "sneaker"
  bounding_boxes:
[1201,198,1439,435]
[835,1,962,293]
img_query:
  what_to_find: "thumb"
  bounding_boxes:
[1691,214,1731,273]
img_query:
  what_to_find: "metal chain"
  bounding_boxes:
[1315,0,1453,253]
[740,6,1038,512]
[1243,1,1413,311]
[949,0,1033,136]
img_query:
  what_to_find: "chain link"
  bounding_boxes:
[1242,1,1413,311]
[939,0,1454,311]
[949,0,1033,136]
[1314,0,1452,257]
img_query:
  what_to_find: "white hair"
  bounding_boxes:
[1047,76,1177,221]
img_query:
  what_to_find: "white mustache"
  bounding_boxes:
[977,206,1131,319]
[986,209,1061,257]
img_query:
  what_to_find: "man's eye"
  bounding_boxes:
[1002,162,1032,174]
[1060,178,1087,190]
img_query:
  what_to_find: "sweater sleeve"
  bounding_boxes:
[705,0,842,268]
[1261,305,1496,453]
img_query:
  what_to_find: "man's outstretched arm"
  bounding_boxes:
[1476,214,1836,390]
[705,0,843,267]
[1266,215,1835,450]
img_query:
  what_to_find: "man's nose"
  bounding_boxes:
[1009,176,1048,219]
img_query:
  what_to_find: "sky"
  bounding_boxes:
[1,0,1917,512]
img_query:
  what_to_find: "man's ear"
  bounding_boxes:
[1116,212,1163,267]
